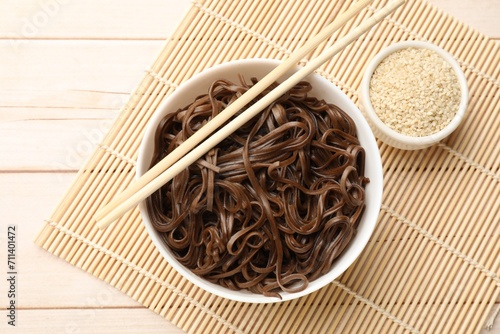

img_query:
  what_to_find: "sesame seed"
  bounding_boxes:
[369,47,461,137]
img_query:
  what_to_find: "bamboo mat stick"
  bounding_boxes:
[285,1,332,55]
[382,153,454,314]
[94,0,376,225]
[349,153,433,325]
[193,2,242,68]
[96,0,405,229]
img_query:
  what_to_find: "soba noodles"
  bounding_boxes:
[146,77,369,298]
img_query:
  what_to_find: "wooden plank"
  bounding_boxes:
[0,118,112,171]
[0,0,191,40]
[1,108,118,122]
[0,173,139,309]
[430,0,500,39]
[0,90,128,111]
[2,308,183,334]
[0,40,164,108]
[0,39,163,171]
[0,1,497,41]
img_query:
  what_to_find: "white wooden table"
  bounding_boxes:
[1,1,498,333]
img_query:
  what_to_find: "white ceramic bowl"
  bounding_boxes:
[137,58,383,303]
[358,41,468,150]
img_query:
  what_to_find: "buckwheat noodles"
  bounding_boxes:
[146,77,369,298]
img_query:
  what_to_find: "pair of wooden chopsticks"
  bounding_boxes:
[95,0,405,229]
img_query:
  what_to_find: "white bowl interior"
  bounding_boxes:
[137,58,383,303]
[359,41,469,150]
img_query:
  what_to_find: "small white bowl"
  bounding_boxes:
[358,41,468,150]
[137,58,383,303]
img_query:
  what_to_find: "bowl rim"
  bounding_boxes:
[359,40,469,147]
[137,58,383,303]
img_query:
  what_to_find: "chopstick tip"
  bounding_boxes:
[95,217,113,230]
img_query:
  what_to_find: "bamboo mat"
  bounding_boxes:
[35,0,500,333]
